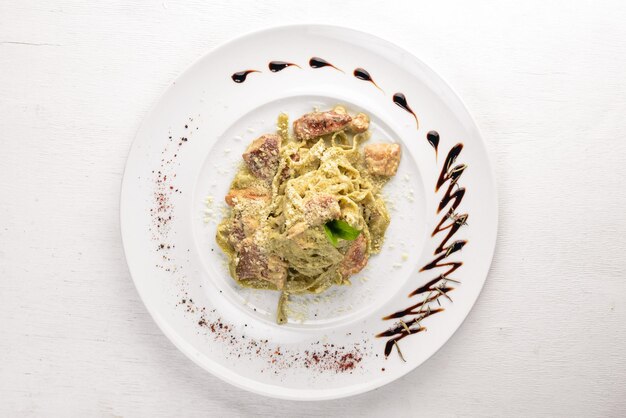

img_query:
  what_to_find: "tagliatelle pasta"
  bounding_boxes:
[216,106,401,323]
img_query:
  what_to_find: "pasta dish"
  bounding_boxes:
[216,106,401,323]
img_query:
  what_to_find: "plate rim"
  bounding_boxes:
[120,23,499,401]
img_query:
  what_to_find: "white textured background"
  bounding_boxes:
[2,1,626,416]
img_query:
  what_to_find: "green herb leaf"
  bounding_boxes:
[328,219,361,240]
[324,220,361,247]
[323,224,339,247]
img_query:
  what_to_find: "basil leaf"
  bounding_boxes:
[325,219,361,243]
[323,224,339,247]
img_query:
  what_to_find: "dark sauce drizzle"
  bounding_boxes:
[392,93,419,129]
[231,70,260,83]
[353,68,383,92]
[269,61,300,72]
[309,57,342,72]
[427,130,440,157]
[376,143,468,358]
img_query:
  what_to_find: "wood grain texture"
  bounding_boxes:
[2,0,626,416]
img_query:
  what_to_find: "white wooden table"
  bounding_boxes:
[2,1,626,416]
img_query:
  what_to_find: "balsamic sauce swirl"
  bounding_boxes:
[309,57,342,72]
[269,61,299,72]
[377,142,469,359]
[231,70,259,83]
[427,131,440,156]
[353,68,383,91]
[392,93,419,129]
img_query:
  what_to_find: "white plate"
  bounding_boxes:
[120,25,497,400]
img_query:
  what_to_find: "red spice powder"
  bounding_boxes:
[180,298,368,374]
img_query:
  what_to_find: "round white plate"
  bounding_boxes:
[121,25,497,400]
